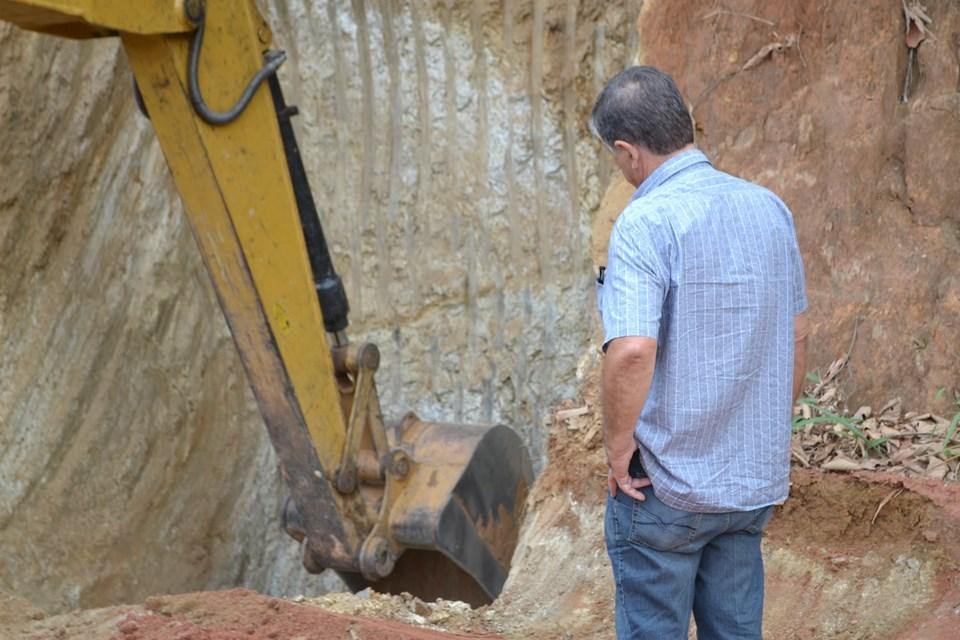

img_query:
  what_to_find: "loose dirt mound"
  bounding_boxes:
[298,365,960,640]
[3,589,500,640]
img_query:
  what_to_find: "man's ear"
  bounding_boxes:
[613,140,641,169]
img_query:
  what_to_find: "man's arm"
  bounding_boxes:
[602,336,657,500]
[793,313,810,402]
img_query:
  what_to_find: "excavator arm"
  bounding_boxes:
[0,0,531,604]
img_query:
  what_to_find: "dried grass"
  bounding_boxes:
[793,355,959,482]
[555,350,959,483]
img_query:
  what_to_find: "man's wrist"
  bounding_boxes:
[605,428,636,457]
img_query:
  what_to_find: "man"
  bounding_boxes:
[592,66,809,640]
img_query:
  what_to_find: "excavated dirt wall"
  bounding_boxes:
[3,0,958,624]
[594,0,960,411]
[0,0,642,614]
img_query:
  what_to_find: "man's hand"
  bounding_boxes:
[607,445,651,499]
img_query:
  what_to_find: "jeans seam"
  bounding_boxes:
[612,499,633,637]
[687,513,703,544]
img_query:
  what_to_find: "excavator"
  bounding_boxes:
[0,0,532,606]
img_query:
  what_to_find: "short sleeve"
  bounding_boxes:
[789,229,808,315]
[601,215,670,348]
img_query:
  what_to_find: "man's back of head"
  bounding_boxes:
[589,66,694,156]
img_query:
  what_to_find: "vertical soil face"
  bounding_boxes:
[263,0,643,458]
[0,0,644,614]
[607,0,960,410]
[0,26,316,611]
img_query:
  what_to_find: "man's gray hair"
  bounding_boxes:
[589,66,694,155]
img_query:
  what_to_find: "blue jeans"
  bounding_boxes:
[605,487,774,640]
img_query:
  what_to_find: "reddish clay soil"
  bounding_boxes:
[4,589,501,640]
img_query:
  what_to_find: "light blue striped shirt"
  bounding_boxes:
[598,149,807,512]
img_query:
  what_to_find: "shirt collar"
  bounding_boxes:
[630,148,712,201]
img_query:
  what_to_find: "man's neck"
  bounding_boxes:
[639,144,695,185]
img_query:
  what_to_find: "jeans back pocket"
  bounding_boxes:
[627,492,701,552]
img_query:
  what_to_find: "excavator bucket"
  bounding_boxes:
[336,416,533,606]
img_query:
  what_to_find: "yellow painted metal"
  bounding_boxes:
[0,0,534,597]
[120,1,347,474]
[0,0,190,38]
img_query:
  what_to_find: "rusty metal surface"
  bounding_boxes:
[374,418,533,601]
[338,549,494,607]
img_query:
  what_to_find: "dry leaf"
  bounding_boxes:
[890,445,921,464]
[871,488,903,525]
[822,456,862,472]
[879,398,902,415]
[820,387,838,405]
[853,406,873,420]
[915,421,938,435]
[905,460,927,475]
[791,446,810,467]
[740,34,799,71]
[926,457,949,480]
[903,0,933,49]
[582,423,600,449]
[555,406,591,421]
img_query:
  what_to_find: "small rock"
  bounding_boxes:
[922,528,940,543]
[895,554,921,571]
[118,619,139,635]
[428,611,450,624]
[404,612,428,626]
[412,598,431,617]
[144,597,168,614]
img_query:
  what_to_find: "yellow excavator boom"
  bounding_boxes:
[0,0,531,604]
